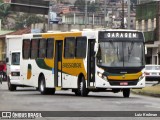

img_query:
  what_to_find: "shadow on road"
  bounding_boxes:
[1,82,139,99]
[10,91,137,99]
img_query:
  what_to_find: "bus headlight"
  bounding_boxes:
[97,72,103,78]
[97,72,108,80]
[139,73,145,81]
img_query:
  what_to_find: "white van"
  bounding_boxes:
[5,35,22,91]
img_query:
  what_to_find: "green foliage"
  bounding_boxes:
[0,1,45,30]
[0,1,12,29]
[15,13,45,30]
[74,0,85,12]
[88,2,100,13]
[74,0,100,12]
[136,1,157,20]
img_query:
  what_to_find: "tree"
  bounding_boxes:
[74,0,100,12]
[15,13,45,30]
[74,0,85,12]
[0,1,13,29]
[88,2,100,13]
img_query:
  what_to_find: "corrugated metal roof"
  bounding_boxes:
[0,27,31,39]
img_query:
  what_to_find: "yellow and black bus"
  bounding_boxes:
[8,29,145,98]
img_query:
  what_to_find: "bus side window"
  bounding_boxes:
[23,39,30,59]
[76,37,87,58]
[39,39,46,58]
[31,39,39,59]
[46,38,54,58]
[64,37,75,58]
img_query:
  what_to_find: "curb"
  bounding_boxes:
[131,90,160,97]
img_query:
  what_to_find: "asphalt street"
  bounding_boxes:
[0,82,160,120]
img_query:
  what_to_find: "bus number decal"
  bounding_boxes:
[62,63,82,68]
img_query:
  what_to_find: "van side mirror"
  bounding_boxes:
[6,57,9,63]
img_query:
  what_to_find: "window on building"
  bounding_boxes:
[76,37,87,58]
[64,37,75,58]
[46,38,54,58]
[39,39,46,58]
[23,39,30,59]
[31,39,39,59]
[138,21,142,31]
[145,20,148,32]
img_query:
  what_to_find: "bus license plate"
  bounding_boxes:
[120,82,128,86]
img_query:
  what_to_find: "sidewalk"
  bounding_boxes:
[131,84,160,97]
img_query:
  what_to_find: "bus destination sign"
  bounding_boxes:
[105,32,138,39]
[99,31,143,40]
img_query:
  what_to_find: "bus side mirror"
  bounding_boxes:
[94,43,98,52]
[6,57,9,63]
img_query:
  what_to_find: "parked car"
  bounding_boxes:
[144,64,160,81]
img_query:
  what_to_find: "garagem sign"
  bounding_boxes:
[104,32,138,38]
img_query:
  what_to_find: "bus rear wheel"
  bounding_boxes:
[39,77,46,95]
[123,88,130,98]
[39,76,55,95]
[79,76,89,96]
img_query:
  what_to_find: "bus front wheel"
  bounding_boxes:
[79,76,89,96]
[123,88,130,98]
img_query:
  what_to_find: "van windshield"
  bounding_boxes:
[12,52,20,65]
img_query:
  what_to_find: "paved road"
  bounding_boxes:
[0,82,160,120]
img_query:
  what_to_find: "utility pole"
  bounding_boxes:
[127,0,131,29]
[85,0,88,28]
[120,0,125,29]
[43,0,52,30]
[104,0,107,28]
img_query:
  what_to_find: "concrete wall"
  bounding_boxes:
[31,23,103,32]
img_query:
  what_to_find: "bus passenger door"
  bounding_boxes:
[54,40,63,87]
[87,39,95,87]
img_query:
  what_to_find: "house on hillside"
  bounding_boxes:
[0,27,31,61]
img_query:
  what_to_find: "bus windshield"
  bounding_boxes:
[12,52,20,65]
[97,41,144,67]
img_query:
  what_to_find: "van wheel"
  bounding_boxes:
[123,88,130,98]
[8,77,16,91]
[39,76,55,95]
[80,76,89,96]
[74,89,81,96]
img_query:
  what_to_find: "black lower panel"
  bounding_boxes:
[108,80,138,86]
